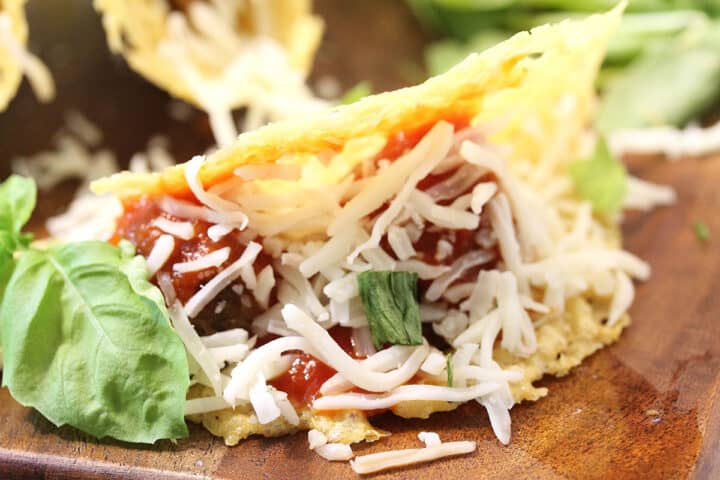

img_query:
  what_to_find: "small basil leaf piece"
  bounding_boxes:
[340,82,372,105]
[569,137,627,214]
[1,241,189,443]
[693,222,710,243]
[446,353,454,387]
[357,271,422,350]
[0,175,36,250]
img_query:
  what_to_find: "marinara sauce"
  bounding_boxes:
[111,196,273,335]
[268,326,364,406]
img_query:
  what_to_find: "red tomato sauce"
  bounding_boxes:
[378,113,471,160]
[111,196,273,335]
[268,326,366,406]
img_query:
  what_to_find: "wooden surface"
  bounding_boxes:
[0,1,718,478]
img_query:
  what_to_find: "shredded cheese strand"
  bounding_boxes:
[350,441,477,474]
[283,305,430,393]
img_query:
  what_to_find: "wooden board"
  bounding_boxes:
[0,1,718,478]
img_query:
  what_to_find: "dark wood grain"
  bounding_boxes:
[0,0,718,479]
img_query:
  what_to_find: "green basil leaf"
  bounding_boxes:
[597,24,720,130]
[0,175,36,249]
[447,352,454,387]
[340,82,372,105]
[569,137,627,214]
[1,241,189,443]
[0,245,14,304]
[425,30,509,76]
[118,240,169,316]
[357,271,422,349]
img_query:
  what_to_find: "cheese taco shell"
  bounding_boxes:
[0,0,28,111]
[94,0,323,108]
[93,7,630,446]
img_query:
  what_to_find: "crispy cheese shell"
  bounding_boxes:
[92,6,622,201]
[186,385,387,447]
[93,0,323,109]
[0,0,28,111]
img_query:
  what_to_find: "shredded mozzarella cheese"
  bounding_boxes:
[610,121,720,158]
[249,373,281,424]
[315,443,354,461]
[185,396,231,415]
[312,383,501,410]
[329,122,453,238]
[425,250,495,302]
[284,305,429,393]
[173,247,231,273]
[350,441,476,474]
[420,351,448,376]
[308,429,328,450]
[146,235,175,277]
[153,217,195,240]
[471,182,498,214]
[623,176,676,211]
[387,225,417,261]
[348,122,455,261]
[207,224,234,242]
[224,336,318,404]
[167,300,223,395]
[200,328,249,348]
[186,156,249,228]
[418,432,441,448]
[184,242,262,318]
[409,189,480,230]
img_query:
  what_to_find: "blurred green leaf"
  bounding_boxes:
[340,82,373,104]
[606,10,710,63]
[597,24,720,130]
[569,137,627,214]
[433,0,518,9]
[411,0,720,130]
[425,30,509,75]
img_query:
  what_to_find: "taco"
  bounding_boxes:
[0,0,54,111]
[88,6,645,468]
[2,5,646,474]
[94,0,325,142]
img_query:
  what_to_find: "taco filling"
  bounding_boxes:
[101,104,642,449]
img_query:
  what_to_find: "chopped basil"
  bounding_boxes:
[569,137,627,214]
[0,176,189,444]
[694,221,710,243]
[446,353,454,387]
[357,271,422,349]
